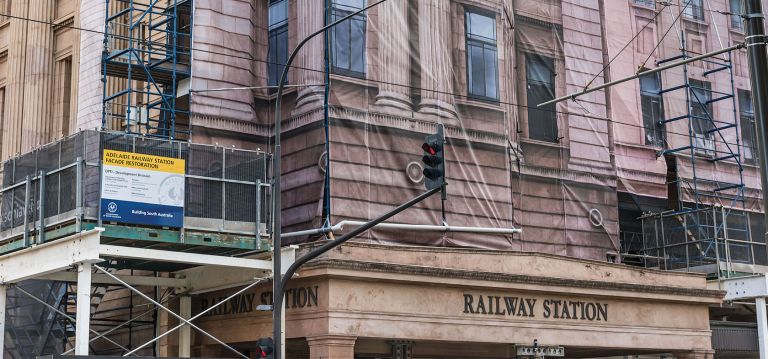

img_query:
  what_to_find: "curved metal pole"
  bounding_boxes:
[272,1,388,358]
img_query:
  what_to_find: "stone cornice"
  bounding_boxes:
[618,168,667,184]
[329,106,509,147]
[196,105,512,147]
[303,258,724,300]
[515,162,617,185]
[191,115,268,136]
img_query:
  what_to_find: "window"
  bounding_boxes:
[684,0,705,21]
[54,57,73,139]
[739,89,757,163]
[639,72,665,147]
[331,0,366,77]
[526,54,557,142]
[267,0,288,87]
[689,79,714,150]
[731,0,745,30]
[634,0,656,8]
[465,10,498,100]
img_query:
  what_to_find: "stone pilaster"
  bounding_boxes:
[20,0,55,151]
[293,0,325,115]
[74,0,106,132]
[417,0,456,120]
[306,335,356,359]
[2,0,28,159]
[374,0,411,111]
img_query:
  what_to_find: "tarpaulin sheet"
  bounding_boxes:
[188,0,764,263]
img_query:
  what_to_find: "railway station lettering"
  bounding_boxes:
[463,294,608,321]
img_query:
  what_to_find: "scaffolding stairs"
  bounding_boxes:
[5,281,70,358]
[654,47,747,212]
[4,270,117,357]
[633,36,753,275]
[102,0,192,140]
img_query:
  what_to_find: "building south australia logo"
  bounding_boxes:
[107,202,118,213]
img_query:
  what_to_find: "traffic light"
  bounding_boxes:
[421,124,445,190]
[255,337,274,359]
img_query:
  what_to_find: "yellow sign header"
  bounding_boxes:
[103,149,185,174]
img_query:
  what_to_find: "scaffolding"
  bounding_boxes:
[102,0,192,140]
[0,130,273,356]
[622,23,765,277]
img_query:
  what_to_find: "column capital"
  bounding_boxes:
[306,335,357,359]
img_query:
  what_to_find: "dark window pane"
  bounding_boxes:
[467,12,496,40]
[527,56,553,85]
[335,21,351,70]
[634,0,656,8]
[740,90,757,162]
[484,47,498,99]
[336,0,364,10]
[268,25,288,87]
[269,0,288,29]
[685,0,704,20]
[331,1,366,77]
[639,73,661,94]
[526,54,556,141]
[731,0,744,29]
[639,73,665,146]
[350,19,365,73]
[469,44,485,95]
[331,0,367,77]
[689,80,713,138]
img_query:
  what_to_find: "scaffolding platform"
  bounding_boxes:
[0,130,277,358]
[0,130,270,259]
[0,229,290,357]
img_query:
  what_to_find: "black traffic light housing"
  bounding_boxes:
[255,337,274,358]
[421,124,446,191]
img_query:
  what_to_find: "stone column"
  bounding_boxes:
[21,0,55,151]
[417,0,457,120]
[2,0,29,159]
[306,335,357,359]
[293,0,325,115]
[673,349,715,359]
[374,0,411,111]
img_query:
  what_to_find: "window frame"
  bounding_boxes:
[464,8,499,102]
[683,0,705,21]
[639,72,666,148]
[524,53,558,143]
[330,0,367,78]
[267,0,289,88]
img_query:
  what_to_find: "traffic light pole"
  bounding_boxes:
[276,186,441,357]
[271,2,389,358]
[744,2,768,359]
[745,0,768,246]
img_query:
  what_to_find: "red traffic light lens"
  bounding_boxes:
[422,143,438,155]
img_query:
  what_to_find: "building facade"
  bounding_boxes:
[0,0,766,357]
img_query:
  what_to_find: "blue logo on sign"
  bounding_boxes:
[107,202,118,213]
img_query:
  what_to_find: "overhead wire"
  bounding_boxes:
[0,7,754,150]
[584,0,669,89]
